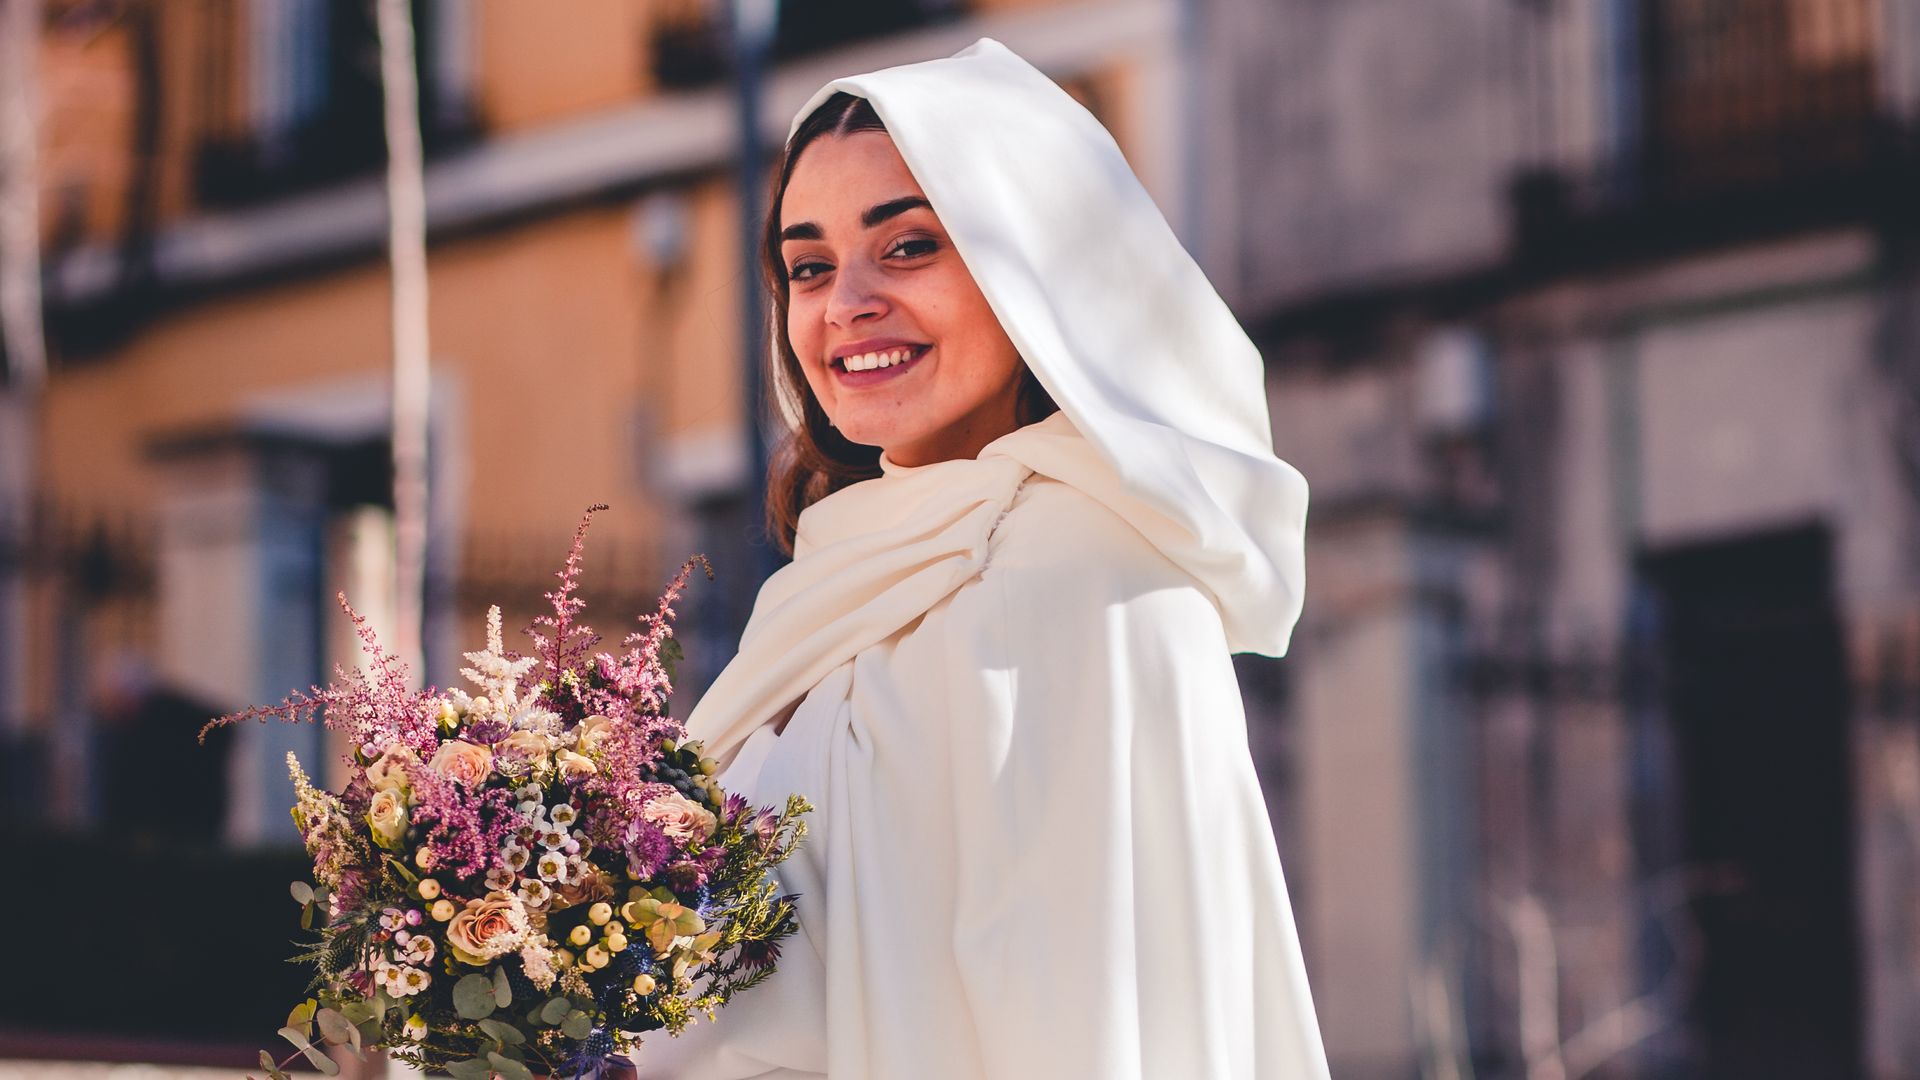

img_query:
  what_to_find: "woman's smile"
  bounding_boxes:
[833,343,932,387]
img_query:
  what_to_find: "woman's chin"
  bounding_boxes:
[838,422,914,455]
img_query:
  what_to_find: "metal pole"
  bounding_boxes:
[734,0,780,599]
[0,0,46,754]
[376,0,431,688]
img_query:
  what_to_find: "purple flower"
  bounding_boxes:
[752,809,781,849]
[739,936,783,972]
[404,759,521,880]
[465,715,511,745]
[622,818,673,880]
[199,594,442,757]
[333,867,369,911]
[662,845,726,892]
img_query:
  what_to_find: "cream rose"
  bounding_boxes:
[493,730,551,778]
[644,792,717,847]
[575,715,615,753]
[366,744,417,795]
[427,740,493,789]
[367,788,409,848]
[555,749,598,783]
[445,891,530,966]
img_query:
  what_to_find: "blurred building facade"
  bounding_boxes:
[0,0,1191,1064]
[3,0,1171,831]
[1193,0,1920,1076]
[10,0,1919,1078]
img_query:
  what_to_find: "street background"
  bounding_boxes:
[3,0,1918,1077]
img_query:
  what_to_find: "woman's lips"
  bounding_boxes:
[834,344,930,387]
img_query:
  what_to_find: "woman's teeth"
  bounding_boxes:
[840,346,921,371]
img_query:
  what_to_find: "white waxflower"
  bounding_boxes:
[518,879,553,907]
[393,965,431,997]
[485,866,517,891]
[503,844,531,872]
[401,934,435,964]
[536,851,567,882]
[549,803,578,828]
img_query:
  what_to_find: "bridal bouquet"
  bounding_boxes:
[203,506,809,1080]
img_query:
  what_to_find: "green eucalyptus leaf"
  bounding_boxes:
[561,1009,592,1040]
[276,1026,313,1054]
[491,963,513,1007]
[443,1059,494,1080]
[285,999,318,1033]
[477,1017,526,1045]
[289,881,315,905]
[487,1051,534,1080]
[315,1006,357,1047]
[298,1043,340,1076]
[299,904,315,930]
[258,1049,291,1080]
[453,973,497,1019]
[539,996,572,1025]
[337,999,375,1026]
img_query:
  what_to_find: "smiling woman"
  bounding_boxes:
[760,93,1057,558]
[638,37,1325,1080]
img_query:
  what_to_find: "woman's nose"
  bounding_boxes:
[824,259,888,328]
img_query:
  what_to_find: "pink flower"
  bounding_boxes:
[644,792,717,847]
[445,891,530,966]
[427,740,493,789]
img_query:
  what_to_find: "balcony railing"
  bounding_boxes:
[650,0,970,91]
[1640,0,1880,198]
[1512,0,1917,266]
[191,0,476,209]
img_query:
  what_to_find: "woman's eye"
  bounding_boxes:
[788,240,934,284]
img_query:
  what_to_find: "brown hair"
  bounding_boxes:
[760,92,1058,558]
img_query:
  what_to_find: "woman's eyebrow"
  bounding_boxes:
[780,196,932,243]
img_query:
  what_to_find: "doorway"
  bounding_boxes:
[1636,521,1862,1077]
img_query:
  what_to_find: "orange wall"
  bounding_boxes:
[475,0,652,131]
[40,179,749,554]
[40,17,139,244]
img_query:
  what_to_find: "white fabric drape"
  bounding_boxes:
[634,415,1329,1079]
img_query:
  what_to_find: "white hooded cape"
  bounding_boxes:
[635,37,1327,1080]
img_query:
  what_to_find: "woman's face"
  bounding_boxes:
[779,130,1027,468]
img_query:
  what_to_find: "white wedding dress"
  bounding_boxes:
[631,423,1329,1079]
